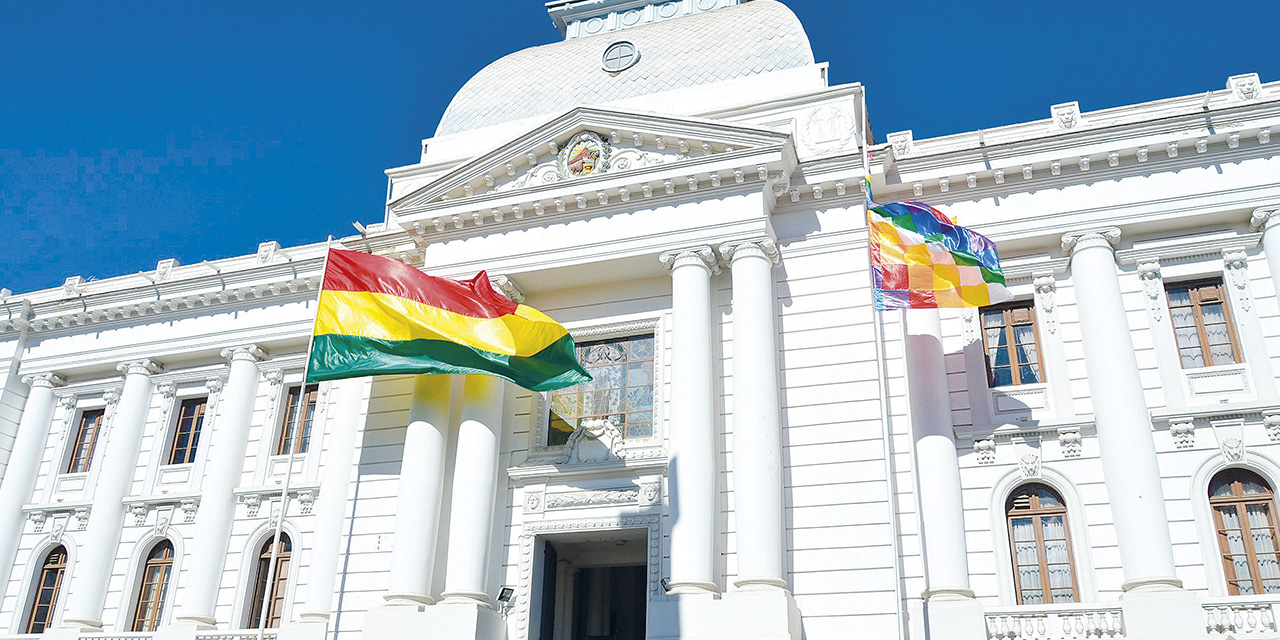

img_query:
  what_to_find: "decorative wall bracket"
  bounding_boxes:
[1169,418,1196,449]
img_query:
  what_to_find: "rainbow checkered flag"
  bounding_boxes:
[863,177,1013,310]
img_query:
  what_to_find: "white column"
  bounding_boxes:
[658,246,720,595]
[720,239,786,590]
[384,375,453,607]
[440,374,505,605]
[298,377,368,622]
[174,346,265,627]
[903,309,973,599]
[62,359,162,631]
[1063,228,1180,591]
[1252,207,1280,295]
[0,373,65,587]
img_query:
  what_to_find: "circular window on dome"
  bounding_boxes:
[601,42,639,73]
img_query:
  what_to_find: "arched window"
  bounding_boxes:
[131,541,174,632]
[1209,469,1280,595]
[1007,484,1079,604]
[246,534,291,628]
[24,546,67,633]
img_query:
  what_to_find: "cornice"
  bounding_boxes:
[392,148,790,242]
[398,178,774,248]
[0,273,322,337]
[1116,234,1261,266]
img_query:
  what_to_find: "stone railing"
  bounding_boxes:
[0,632,277,640]
[1204,596,1279,636]
[985,602,1125,639]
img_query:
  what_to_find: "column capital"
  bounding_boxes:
[659,246,720,275]
[204,377,226,394]
[220,344,267,363]
[1250,206,1280,232]
[718,238,780,267]
[21,372,66,389]
[116,359,162,376]
[1061,227,1121,256]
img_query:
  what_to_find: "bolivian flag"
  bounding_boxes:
[307,249,591,392]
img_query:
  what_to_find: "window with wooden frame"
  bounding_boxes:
[131,541,174,632]
[981,301,1045,388]
[246,534,291,629]
[1166,279,1242,369]
[24,545,67,634]
[168,398,207,465]
[546,335,655,445]
[1209,469,1280,595]
[1007,484,1079,604]
[277,384,319,455]
[65,409,104,473]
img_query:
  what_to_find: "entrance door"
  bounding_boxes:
[571,565,645,640]
[536,532,647,640]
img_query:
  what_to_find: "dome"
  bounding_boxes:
[435,0,815,136]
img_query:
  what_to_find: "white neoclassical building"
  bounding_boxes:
[1,1,1279,639]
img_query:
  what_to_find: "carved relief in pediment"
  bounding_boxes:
[484,130,702,196]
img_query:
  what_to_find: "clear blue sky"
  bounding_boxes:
[2,0,1275,296]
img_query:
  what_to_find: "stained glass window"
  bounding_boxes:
[547,335,655,445]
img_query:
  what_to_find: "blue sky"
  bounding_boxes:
[1,0,1275,296]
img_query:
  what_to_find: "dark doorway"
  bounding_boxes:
[536,531,647,640]
[571,565,646,640]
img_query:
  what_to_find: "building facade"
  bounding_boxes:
[1,1,1279,639]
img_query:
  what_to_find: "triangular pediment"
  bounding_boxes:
[389,106,794,220]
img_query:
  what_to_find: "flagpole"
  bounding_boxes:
[257,235,334,637]
[858,85,906,640]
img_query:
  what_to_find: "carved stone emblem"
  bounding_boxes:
[557,418,624,465]
[1051,102,1081,130]
[1221,437,1245,462]
[1019,451,1041,478]
[525,492,543,514]
[558,131,610,179]
[639,482,661,506]
[886,130,913,158]
[799,105,854,154]
[1228,73,1261,101]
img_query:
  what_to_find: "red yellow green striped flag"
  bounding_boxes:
[306,249,591,391]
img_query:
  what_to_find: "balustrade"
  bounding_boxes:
[1203,598,1279,636]
[985,603,1125,639]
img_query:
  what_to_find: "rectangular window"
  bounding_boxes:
[1166,279,1242,369]
[277,384,319,455]
[981,301,1044,387]
[547,335,655,446]
[66,409,104,473]
[168,398,207,465]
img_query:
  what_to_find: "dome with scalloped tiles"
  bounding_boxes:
[435,0,815,136]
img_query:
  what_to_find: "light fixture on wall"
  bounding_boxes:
[497,587,515,604]
[660,578,671,592]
